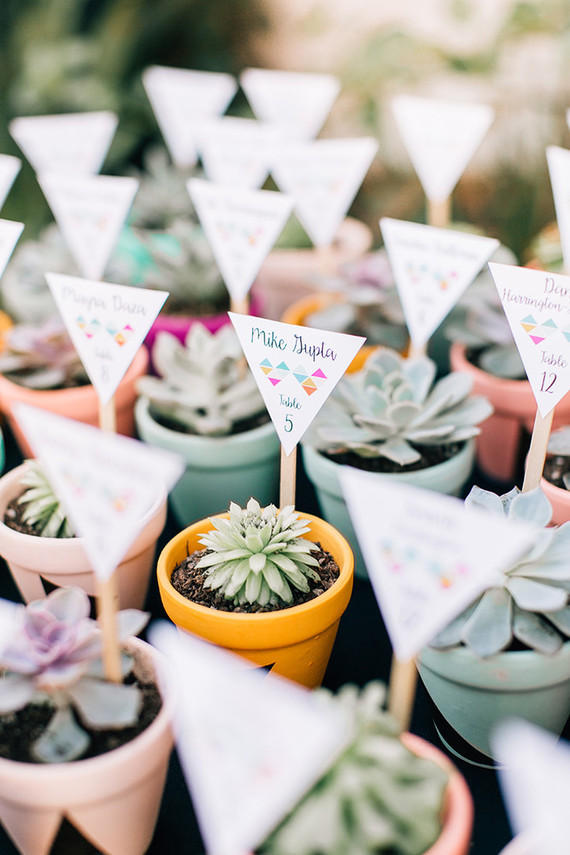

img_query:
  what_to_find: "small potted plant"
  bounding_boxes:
[301,348,492,577]
[257,682,473,855]
[135,323,280,525]
[157,497,354,689]
[0,460,167,608]
[540,426,570,524]
[0,318,148,455]
[418,485,570,760]
[0,587,173,855]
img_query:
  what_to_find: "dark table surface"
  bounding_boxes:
[0,421,551,855]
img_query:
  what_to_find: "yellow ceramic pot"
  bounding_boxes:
[157,511,354,689]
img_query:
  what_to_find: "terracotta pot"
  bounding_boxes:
[540,476,570,525]
[0,463,167,608]
[256,217,373,320]
[0,638,173,855]
[0,346,149,458]
[157,511,354,689]
[449,342,570,482]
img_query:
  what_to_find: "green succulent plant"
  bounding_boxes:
[16,460,74,538]
[259,682,448,855]
[197,498,320,607]
[308,348,492,467]
[430,486,570,657]
[128,147,196,231]
[137,324,265,436]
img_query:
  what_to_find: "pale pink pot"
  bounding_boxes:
[0,638,173,855]
[449,343,570,482]
[0,463,166,609]
[255,217,373,320]
[540,476,570,525]
[0,346,149,458]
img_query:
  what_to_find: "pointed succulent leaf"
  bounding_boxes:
[32,706,90,764]
[461,588,513,657]
[428,600,480,649]
[69,678,142,729]
[544,606,570,635]
[464,486,505,516]
[376,437,421,466]
[509,488,552,527]
[506,577,567,613]
[0,675,35,714]
[512,606,563,655]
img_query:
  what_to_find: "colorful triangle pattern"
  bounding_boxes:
[258,360,328,395]
[520,315,566,345]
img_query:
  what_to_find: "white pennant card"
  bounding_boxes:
[380,218,499,348]
[229,313,364,455]
[392,95,494,202]
[10,111,118,175]
[0,220,24,279]
[188,179,294,304]
[143,65,237,168]
[271,138,378,247]
[0,155,21,209]
[240,68,340,141]
[150,623,350,855]
[46,272,167,404]
[546,146,570,273]
[340,473,537,662]
[13,406,184,581]
[492,720,570,855]
[38,172,138,281]
[197,116,283,189]
[489,262,570,416]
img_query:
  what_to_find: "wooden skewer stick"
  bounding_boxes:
[427,197,451,229]
[279,445,297,509]
[388,657,418,732]
[97,573,122,683]
[316,244,335,279]
[99,396,116,434]
[522,408,555,493]
[407,340,427,360]
[230,295,250,315]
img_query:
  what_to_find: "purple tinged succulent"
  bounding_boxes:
[0,588,149,763]
[0,317,86,390]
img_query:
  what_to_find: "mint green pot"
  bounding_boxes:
[301,440,475,579]
[135,397,280,526]
[418,643,570,759]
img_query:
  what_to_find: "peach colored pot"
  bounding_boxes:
[540,476,570,525]
[0,463,167,608]
[0,346,149,458]
[450,343,570,482]
[256,217,373,320]
[0,638,173,855]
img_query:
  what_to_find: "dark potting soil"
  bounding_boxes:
[171,542,340,613]
[543,454,570,490]
[0,673,162,764]
[324,441,464,474]
[3,495,76,538]
[465,346,526,380]
[151,407,270,436]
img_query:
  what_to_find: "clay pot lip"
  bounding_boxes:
[540,475,570,502]
[157,510,354,630]
[0,637,172,780]
[449,342,529,393]
[265,217,372,262]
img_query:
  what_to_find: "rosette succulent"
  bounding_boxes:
[128,147,195,230]
[197,498,320,607]
[0,587,148,762]
[430,486,570,657]
[137,324,265,436]
[308,348,492,467]
[259,682,448,855]
[543,426,570,490]
[15,460,74,538]
[0,317,86,389]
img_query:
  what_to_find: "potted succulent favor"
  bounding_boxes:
[157,496,354,689]
[418,485,570,760]
[540,426,570,524]
[0,459,167,608]
[257,682,473,855]
[0,318,148,455]
[301,348,493,577]
[135,323,280,525]
[0,587,172,855]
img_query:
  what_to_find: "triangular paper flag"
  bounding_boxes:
[392,95,494,202]
[13,406,184,581]
[0,155,21,208]
[45,273,167,404]
[150,623,350,855]
[143,65,237,168]
[240,68,340,140]
[0,220,24,279]
[38,172,138,281]
[271,138,378,247]
[188,179,293,304]
[340,473,538,662]
[9,111,118,175]
[197,116,283,189]
[489,262,570,417]
[493,720,570,854]
[547,146,570,273]
[229,313,364,455]
[380,218,499,347]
